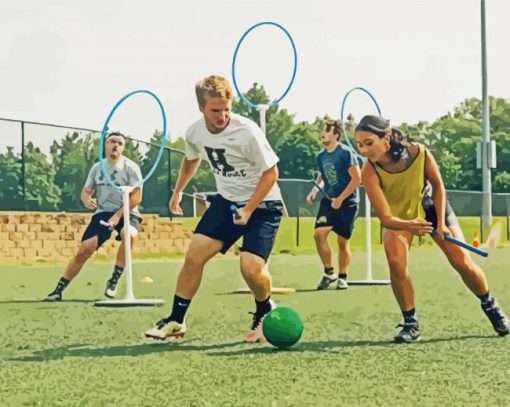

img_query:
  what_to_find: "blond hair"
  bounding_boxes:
[195,75,233,107]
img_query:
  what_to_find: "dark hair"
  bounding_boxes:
[355,115,410,162]
[323,116,343,141]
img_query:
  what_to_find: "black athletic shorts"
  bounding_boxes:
[81,211,142,249]
[424,200,459,229]
[194,194,283,262]
[314,198,359,239]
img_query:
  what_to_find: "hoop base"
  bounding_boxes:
[348,280,391,286]
[94,298,165,307]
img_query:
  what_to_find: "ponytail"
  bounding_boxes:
[388,128,407,162]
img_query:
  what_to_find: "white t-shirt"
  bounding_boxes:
[84,156,143,216]
[185,113,282,202]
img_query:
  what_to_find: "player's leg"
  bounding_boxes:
[427,202,508,336]
[433,227,509,336]
[314,198,336,289]
[383,229,420,343]
[240,201,282,342]
[43,212,113,301]
[104,215,141,298]
[315,227,337,290]
[144,234,222,340]
[332,203,358,290]
[43,237,98,301]
[145,195,231,341]
[335,235,350,290]
[241,252,271,301]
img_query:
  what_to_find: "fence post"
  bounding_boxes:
[167,147,172,221]
[21,121,26,210]
[296,211,300,247]
[479,215,483,243]
[507,196,510,241]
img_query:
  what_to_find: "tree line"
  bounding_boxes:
[0,84,508,212]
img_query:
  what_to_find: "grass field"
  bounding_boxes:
[1,246,509,406]
[181,216,508,255]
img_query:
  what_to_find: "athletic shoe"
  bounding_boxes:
[104,277,119,299]
[394,322,420,343]
[43,291,62,302]
[481,300,510,337]
[244,300,276,343]
[144,319,186,341]
[317,275,337,290]
[336,278,348,290]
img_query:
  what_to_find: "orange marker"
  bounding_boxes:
[472,229,480,248]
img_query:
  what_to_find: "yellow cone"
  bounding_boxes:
[140,276,154,283]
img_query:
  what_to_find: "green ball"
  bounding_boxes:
[262,307,303,349]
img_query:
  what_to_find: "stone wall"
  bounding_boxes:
[0,211,193,262]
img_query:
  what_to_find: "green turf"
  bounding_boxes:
[181,216,509,255]
[1,247,509,406]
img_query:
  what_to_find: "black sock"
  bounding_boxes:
[324,267,334,276]
[255,296,272,316]
[111,265,124,281]
[168,295,191,324]
[402,308,417,324]
[54,277,70,293]
[478,291,494,306]
[338,273,347,279]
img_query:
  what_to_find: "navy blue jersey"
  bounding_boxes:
[317,143,359,205]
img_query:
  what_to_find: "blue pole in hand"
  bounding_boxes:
[230,204,241,220]
[310,179,331,201]
[430,230,488,258]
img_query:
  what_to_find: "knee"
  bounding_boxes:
[240,254,264,278]
[183,253,206,271]
[387,257,408,279]
[314,231,327,243]
[76,246,94,263]
[121,225,138,240]
[449,255,475,274]
[338,239,349,252]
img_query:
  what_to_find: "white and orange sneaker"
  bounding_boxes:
[144,318,186,341]
[244,300,276,343]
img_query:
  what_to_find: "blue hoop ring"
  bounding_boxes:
[232,21,298,109]
[99,89,167,191]
[340,87,382,162]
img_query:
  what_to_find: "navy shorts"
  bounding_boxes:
[314,198,358,239]
[424,200,459,229]
[81,212,142,249]
[194,195,283,262]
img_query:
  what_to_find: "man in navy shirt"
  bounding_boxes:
[306,117,361,290]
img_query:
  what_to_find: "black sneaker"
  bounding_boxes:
[317,275,337,290]
[43,291,62,302]
[481,300,510,336]
[394,322,420,343]
[104,277,119,299]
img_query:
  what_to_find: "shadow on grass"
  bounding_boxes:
[0,299,97,304]
[206,334,498,357]
[6,334,498,362]
[7,340,246,362]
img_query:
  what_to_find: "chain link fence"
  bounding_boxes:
[1,117,509,242]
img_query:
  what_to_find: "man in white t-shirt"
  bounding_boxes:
[43,132,143,301]
[145,75,283,343]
